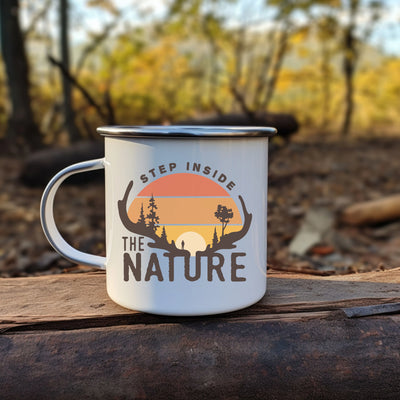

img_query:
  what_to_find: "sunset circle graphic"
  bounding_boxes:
[176,232,206,256]
[127,173,243,255]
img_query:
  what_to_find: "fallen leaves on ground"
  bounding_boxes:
[1,135,400,277]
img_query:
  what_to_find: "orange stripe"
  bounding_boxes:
[129,197,242,225]
[138,173,230,197]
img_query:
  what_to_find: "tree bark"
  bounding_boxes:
[0,0,42,150]
[59,0,81,142]
[2,272,400,400]
[341,28,356,136]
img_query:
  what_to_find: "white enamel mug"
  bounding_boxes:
[40,125,277,316]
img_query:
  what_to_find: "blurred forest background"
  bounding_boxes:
[1,0,400,277]
[0,0,399,148]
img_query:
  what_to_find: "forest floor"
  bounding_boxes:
[1,135,400,277]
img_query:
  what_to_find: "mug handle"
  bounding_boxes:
[40,158,106,269]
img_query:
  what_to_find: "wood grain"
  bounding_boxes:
[1,270,400,399]
[1,270,400,327]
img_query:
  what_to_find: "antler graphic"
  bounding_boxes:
[119,181,252,255]
[118,181,185,254]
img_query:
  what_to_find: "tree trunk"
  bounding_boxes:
[60,0,81,142]
[341,27,355,137]
[341,0,359,137]
[320,42,332,130]
[260,28,289,112]
[0,0,42,150]
[203,18,223,116]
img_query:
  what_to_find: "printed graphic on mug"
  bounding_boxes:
[118,168,252,283]
[41,126,275,315]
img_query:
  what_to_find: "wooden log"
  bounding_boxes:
[340,194,400,226]
[2,314,400,400]
[20,140,104,187]
[1,271,400,399]
[176,112,299,142]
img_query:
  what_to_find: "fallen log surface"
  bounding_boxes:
[341,194,400,226]
[1,270,400,399]
[20,141,104,187]
[177,112,299,142]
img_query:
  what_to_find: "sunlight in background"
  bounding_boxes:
[7,0,400,140]
[19,0,400,56]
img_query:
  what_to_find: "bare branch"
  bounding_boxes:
[202,15,223,114]
[252,29,275,110]
[75,20,119,76]
[259,24,290,111]
[22,0,52,39]
[48,54,110,123]
[229,84,254,119]
[231,27,246,93]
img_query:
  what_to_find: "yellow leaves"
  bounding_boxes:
[268,52,400,133]
[291,27,309,45]
[92,34,196,123]
[297,47,310,58]
[318,0,341,7]
[276,68,298,91]
[86,0,119,16]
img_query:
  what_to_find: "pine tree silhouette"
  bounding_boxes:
[161,226,168,242]
[146,194,160,233]
[137,203,146,227]
[212,227,219,247]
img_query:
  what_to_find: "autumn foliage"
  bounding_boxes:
[0,0,398,148]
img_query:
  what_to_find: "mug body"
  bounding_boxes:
[102,126,273,316]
